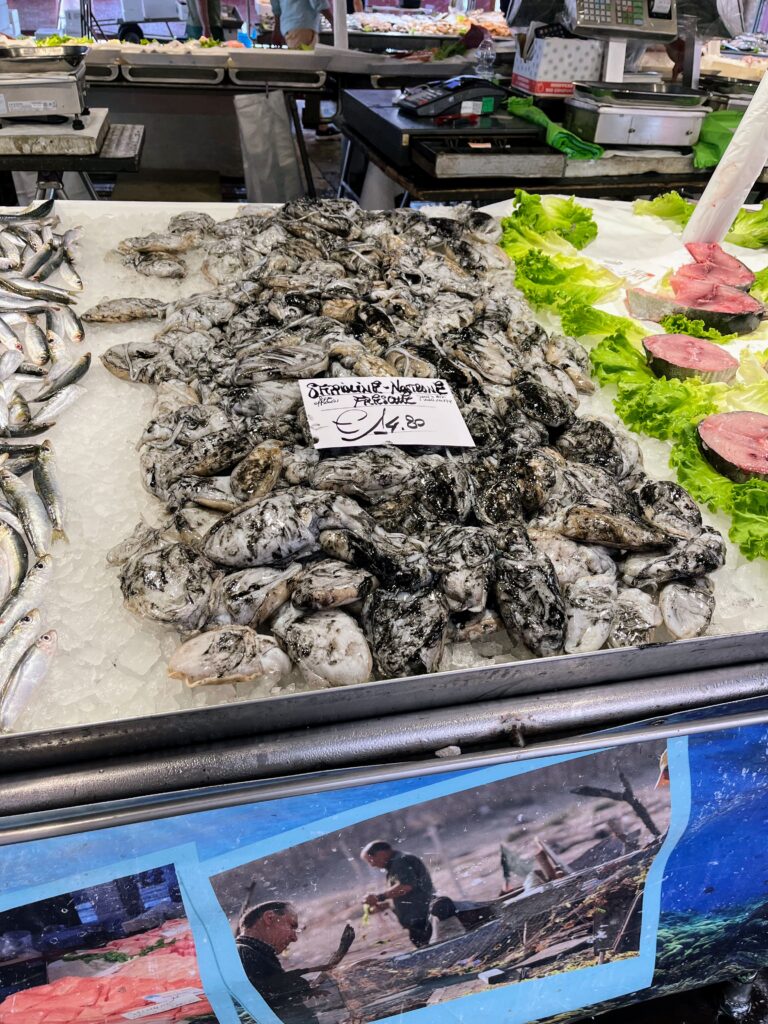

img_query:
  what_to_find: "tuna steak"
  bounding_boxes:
[626,286,763,336]
[670,262,753,292]
[685,242,756,289]
[698,410,768,482]
[643,333,739,383]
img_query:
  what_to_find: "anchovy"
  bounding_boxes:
[22,322,49,366]
[33,352,90,402]
[57,257,83,291]
[0,459,52,556]
[0,610,43,709]
[0,316,22,352]
[20,244,55,280]
[0,297,52,315]
[5,421,54,438]
[32,441,66,542]
[0,199,54,223]
[34,246,67,284]
[0,519,28,607]
[30,383,85,424]
[0,350,23,381]
[0,555,51,640]
[59,305,84,343]
[0,273,73,304]
[7,391,30,429]
[0,628,57,731]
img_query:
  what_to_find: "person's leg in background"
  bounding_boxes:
[284,29,338,135]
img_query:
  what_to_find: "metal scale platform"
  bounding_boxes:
[342,88,549,178]
[0,46,90,130]
[559,0,711,148]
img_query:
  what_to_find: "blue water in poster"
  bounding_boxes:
[0,719,764,1023]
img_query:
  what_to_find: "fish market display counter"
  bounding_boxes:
[81,50,474,176]
[1,197,768,1024]
[339,88,768,205]
[1,197,768,774]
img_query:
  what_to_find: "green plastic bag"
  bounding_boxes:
[507,96,604,160]
[693,110,744,169]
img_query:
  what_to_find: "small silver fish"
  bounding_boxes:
[0,627,56,731]
[0,349,22,381]
[0,555,52,640]
[0,459,51,556]
[0,519,28,608]
[0,609,41,695]
[57,258,83,292]
[32,440,66,542]
[22,322,49,366]
[0,316,22,352]
[30,383,85,424]
[58,304,84,343]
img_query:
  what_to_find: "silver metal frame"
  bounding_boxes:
[1,628,765,774]
[3,696,768,846]
[1,661,767,822]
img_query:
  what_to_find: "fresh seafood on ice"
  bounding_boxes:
[97,199,725,696]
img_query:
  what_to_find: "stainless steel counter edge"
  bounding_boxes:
[2,628,765,772]
[0,661,766,831]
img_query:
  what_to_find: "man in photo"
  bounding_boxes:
[236,901,355,1023]
[361,840,434,949]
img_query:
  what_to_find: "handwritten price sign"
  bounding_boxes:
[299,377,475,450]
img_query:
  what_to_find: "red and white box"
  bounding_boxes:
[512,27,604,97]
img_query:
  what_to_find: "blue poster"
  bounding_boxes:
[0,721,763,1023]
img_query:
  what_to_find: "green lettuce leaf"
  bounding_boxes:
[509,189,598,250]
[614,377,725,441]
[727,201,768,249]
[669,429,768,559]
[512,250,621,311]
[589,332,652,387]
[730,483,768,559]
[669,428,735,511]
[658,313,737,343]
[634,192,695,229]
[559,304,646,344]
[750,266,768,303]
[721,381,768,414]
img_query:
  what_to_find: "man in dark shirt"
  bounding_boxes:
[236,901,320,1024]
[236,902,355,1023]
[361,840,434,948]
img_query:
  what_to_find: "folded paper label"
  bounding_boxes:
[299,376,475,449]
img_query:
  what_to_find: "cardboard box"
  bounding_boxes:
[512,27,604,96]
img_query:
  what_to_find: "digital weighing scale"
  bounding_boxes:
[0,46,90,130]
[564,80,709,146]
[342,88,548,177]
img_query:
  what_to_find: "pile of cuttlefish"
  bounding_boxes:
[86,199,725,692]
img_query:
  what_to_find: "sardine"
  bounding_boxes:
[0,626,56,730]
[0,316,22,352]
[0,555,49,642]
[57,258,83,291]
[32,441,66,542]
[0,273,73,304]
[0,610,41,695]
[0,199,54,223]
[0,350,23,381]
[34,246,67,284]
[59,305,84,343]
[0,519,28,608]
[22,322,49,366]
[30,383,85,424]
[20,243,55,280]
[33,352,90,402]
[0,459,52,556]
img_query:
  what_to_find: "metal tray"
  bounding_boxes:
[1,627,765,775]
[0,46,89,74]
[573,80,708,107]
[700,72,759,96]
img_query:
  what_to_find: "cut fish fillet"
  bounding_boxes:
[698,410,768,482]
[643,333,739,383]
[626,286,763,336]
